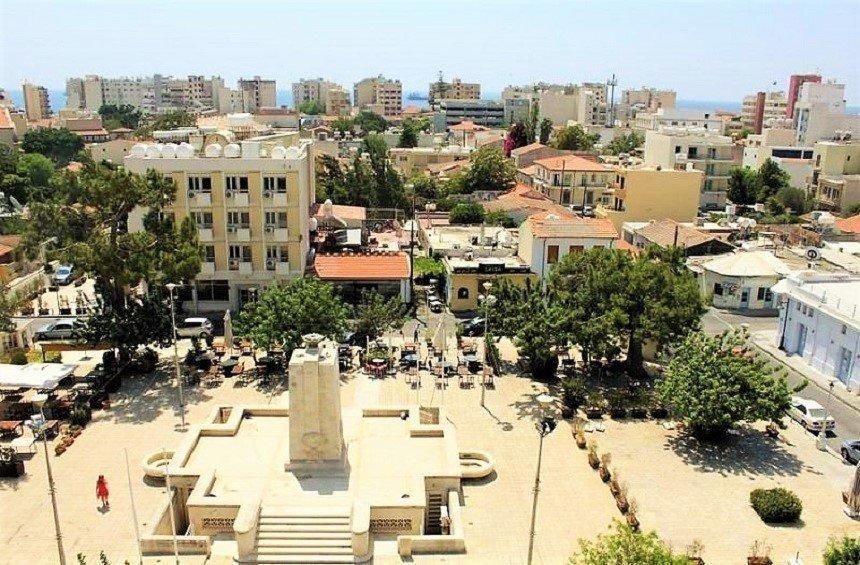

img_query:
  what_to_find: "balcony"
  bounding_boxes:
[227,226,251,241]
[276,261,290,275]
[198,227,213,242]
[228,260,252,274]
[200,261,215,275]
[225,192,249,207]
[187,191,211,206]
[263,192,288,206]
[264,226,289,241]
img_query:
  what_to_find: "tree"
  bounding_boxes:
[16,153,55,201]
[24,163,202,358]
[538,118,553,145]
[298,99,325,115]
[315,154,348,203]
[604,132,644,156]
[234,278,349,355]
[507,121,531,150]
[135,110,195,138]
[354,111,387,133]
[315,135,406,209]
[459,145,516,194]
[570,520,689,565]
[397,119,419,148]
[757,158,790,202]
[449,202,485,225]
[769,186,808,216]
[408,174,439,201]
[485,210,517,228]
[413,256,444,280]
[21,128,84,165]
[353,289,406,341]
[727,166,759,205]
[331,116,354,134]
[553,124,598,151]
[657,329,795,438]
[824,536,860,565]
[98,104,142,129]
[846,203,860,216]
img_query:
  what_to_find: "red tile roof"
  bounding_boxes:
[836,214,860,234]
[525,211,618,239]
[310,202,367,221]
[635,219,725,249]
[449,120,485,133]
[314,252,410,280]
[533,154,608,172]
[484,184,577,219]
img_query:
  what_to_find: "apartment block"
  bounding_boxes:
[742,128,813,188]
[435,99,504,128]
[66,74,232,114]
[124,137,314,312]
[428,77,480,106]
[353,76,402,117]
[644,128,735,210]
[238,76,277,112]
[531,154,612,207]
[792,80,860,144]
[533,83,609,127]
[632,108,724,133]
[389,145,471,176]
[787,74,821,118]
[596,167,703,232]
[22,82,51,122]
[292,78,351,116]
[809,140,860,212]
[741,91,790,134]
[621,87,676,115]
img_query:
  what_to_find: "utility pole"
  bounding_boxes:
[607,73,618,127]
[36,415,66,565]
[166,283,186,430]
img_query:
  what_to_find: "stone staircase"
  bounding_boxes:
[250,505,354,564]
[424,493,443,535]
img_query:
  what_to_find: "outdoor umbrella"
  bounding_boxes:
[223,309,234,356]
[846,462,860,518]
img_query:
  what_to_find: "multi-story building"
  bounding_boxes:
[632,108,724,133]
[353,76,402,117]
[237,76,277,112]
[292,78,351,116]
[503,98,530,125]
[518,211,618,279]
[741,91,790,134]
[809,140,860,212]
[742,128,813,189]
[786,74,821,118]
[644,128,735,210]
[22,82,51,122]
[792,80,860,144]
[124,137,314,312]
[620,87,676,116]
[434,99,504,128]
[428,77,480,106]
[716,111,745,138]
[66,74,231,114]
[596,166,703,232]
[531,154,612,207]
[389,145,471,177]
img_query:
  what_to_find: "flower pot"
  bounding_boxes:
[599,466,611,482]
[588,453,600,469]
[747,558,772,565]
[626,513,639,530]
[630,407,648,419]
[609,482,620,496]
[615,494,629,513]
[54,445,65,456]
[72,429,81,438]
[575,436,587,449]
[610,407,627,419]
[650,407,668,419]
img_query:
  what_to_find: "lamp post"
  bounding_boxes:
[165,283,186,430]
[478,282,496,408]
[406,183,416,312]
[27,413,66,565]
[817,378,836,451]
[527,394,557,565]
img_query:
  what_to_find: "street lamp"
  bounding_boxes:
[478,282,497,408]
[165,283,186,430]
[27,413,66,565]
[527,394,557,565]
[405,183,416,311]
[817,378,836,451]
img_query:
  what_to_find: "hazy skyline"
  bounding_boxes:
[1,0,858,104]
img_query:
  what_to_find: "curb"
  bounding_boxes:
[752,341,860,416]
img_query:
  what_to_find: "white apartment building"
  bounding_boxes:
[66,74,231,114]
[632,108,724,133]
[124,137,314,312]
[353,76,402,117]
[620,87,676,117]
[742,128,813,189]
[644,128,735,210]
[741,91,791,133]
[793,81,860,144]
[535,84,609,127]
[22,82,51,122]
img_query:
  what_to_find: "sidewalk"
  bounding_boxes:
[750,329,860,414]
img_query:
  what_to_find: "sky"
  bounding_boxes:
[1,0,858,104]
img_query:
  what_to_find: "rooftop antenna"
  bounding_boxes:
[607,73,618,127]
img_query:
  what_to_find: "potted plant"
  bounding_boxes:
[625,498,640,530]
[685,540,705,565]
[747,540,772,565]
[599,453,612,482]
[615,481,629,513]
[54,444,66,456]
[609,474,621,497]
[587,441,600,469]
[606,389,628,419]
[572,419,587,449]
[585,391,606,419]
[561,376,586,413]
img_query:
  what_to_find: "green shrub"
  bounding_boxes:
[8,349,28,365]
[749,487,802,523]
[824,536,860,565]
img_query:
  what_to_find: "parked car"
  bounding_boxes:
[428,298,444,313]
[787,396,836,433]
[34,320,81,341]
[841,439,860,464]
[462,317,486,337]
[175,317,214,339]
[53,265,75,286]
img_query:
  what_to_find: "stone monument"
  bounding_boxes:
[286,333,345,470]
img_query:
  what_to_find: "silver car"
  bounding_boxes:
[175,317,214,339]
[787,396,836,433]
[34,320,81,341]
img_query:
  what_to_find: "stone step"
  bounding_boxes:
[256,531,351,540]
[260,506,351,518]
[259,516,351,526]
[258,524,351,534]
[257,538,352,549]
[249,554,354,564]
[257,546,353,555]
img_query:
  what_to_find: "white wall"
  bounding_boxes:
[701,272,779,312]
[529,236,614,279]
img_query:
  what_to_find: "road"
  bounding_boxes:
[702,308,860,456]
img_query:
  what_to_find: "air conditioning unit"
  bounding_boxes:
[229,259,239,268]
[265,225,275,233]
[279,256,289,263]
[225,190,235,198]
[226,225,237,233]
[266,259,276,269]
[263,191,273,198]
[187,191,196,198]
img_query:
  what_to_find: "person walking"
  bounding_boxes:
[96,475,110,509]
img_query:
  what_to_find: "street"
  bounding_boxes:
[702,308,860,457]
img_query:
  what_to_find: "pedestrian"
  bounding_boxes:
[96,475,110,509]
[413,327,419,343]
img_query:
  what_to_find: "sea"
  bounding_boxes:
[9,89,858,117]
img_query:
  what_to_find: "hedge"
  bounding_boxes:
[750,487,802,523]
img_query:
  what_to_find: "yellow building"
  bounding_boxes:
[87,139,138,164]
[125,138,314,312]
[596,167,703,232]
[22,82,51,122]
[389,146,471,177]
[810,140,860,212]
[443,256,534,312]
[531,155,613,207]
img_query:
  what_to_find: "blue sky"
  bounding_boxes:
[1,0,858,103]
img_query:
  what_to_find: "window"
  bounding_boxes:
[757,287,766,300]
[842,324,848,335]
[226,176,249,193]
[227,211,250,228]
[187,176,212,193]
[713,283,723,296]
[203,245,215,262]
[263,176,287,193]
[707,148,717,159]
[196,280,229,301]
[568,245,584,254]
[265,211,288,228]
[547,245,559,264]
[457,287,469,299]
[674,145,681,154]
[192,211,213,228]
[229,245,252,262]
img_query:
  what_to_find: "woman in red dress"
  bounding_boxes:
[96,475,109,509]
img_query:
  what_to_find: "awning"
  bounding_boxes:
[0,363,77,390]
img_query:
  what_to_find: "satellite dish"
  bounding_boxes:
[805,247,821,261]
